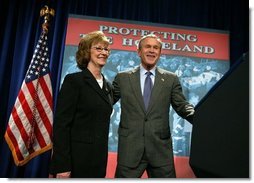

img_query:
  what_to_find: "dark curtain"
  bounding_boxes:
[0,0,248,178]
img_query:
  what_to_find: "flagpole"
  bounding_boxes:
[5,5,55,166]
[26,6,55,149]
[40,5,55,33]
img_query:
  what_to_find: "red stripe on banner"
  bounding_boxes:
[37,77,53,136]
[6,125,25,162]
[25,81,36,100]
[18,90,33,125]
[39,76,53,110]
[33,120,47,148]
[18,91,35,154]
[11,107,34,155]
[35,94,52,141]
[26,82,48,148]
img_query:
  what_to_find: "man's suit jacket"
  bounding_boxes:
[113,66,193,168]
[49,69,113,177]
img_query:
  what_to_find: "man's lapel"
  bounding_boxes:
[129,67,146,112]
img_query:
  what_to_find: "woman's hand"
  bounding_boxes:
[56,171,71,178]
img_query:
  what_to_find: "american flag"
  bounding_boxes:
[4,30,53,166]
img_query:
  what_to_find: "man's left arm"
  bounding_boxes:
[171,75,195,124]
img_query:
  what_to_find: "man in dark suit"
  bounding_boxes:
[113,34,194,178]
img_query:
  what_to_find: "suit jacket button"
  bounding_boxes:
[144,118,148,122]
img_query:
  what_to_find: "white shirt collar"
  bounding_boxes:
[140,64,156,76]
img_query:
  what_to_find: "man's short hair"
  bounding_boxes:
[137,34,163,50]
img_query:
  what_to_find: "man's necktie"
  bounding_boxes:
[143,72,153,110]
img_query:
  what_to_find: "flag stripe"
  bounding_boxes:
[26,82,47,148]
[11,102,35,154]
[5,125,24,162]
[18,88,33,128]
[37,83,53,136]
[23,77,51,149]
[39,74,53,110]
[22,83,46,147]
[32,80,52,142]
[13,90,34,153]
[33,115,47,148]
[8,114,35,156]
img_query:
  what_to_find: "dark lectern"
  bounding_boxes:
[189,54,249,178]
